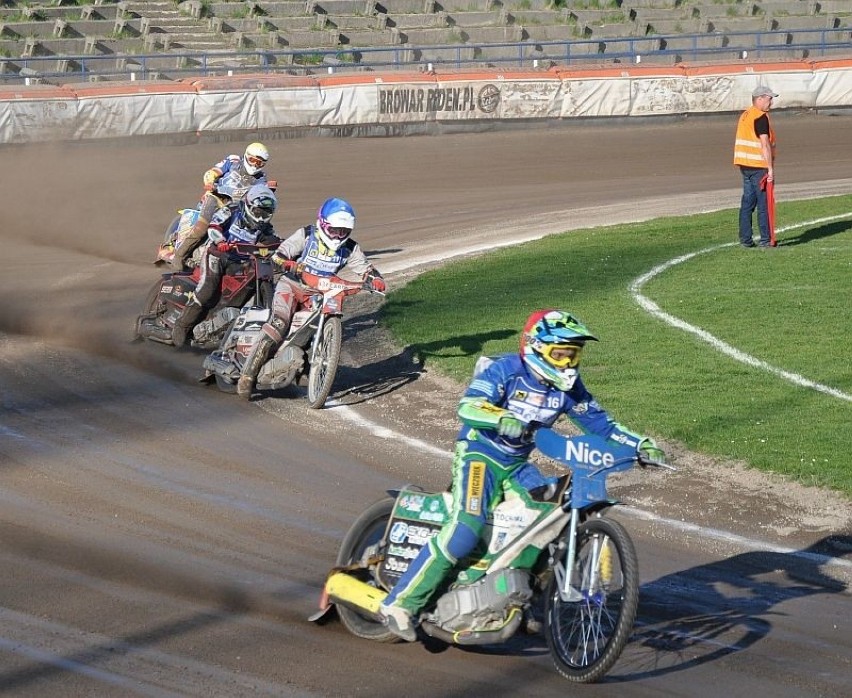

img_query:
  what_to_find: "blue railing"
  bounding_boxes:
[4,27,851,84]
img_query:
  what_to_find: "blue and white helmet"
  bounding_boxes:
[521,309,597,391]
[316,197,355,252]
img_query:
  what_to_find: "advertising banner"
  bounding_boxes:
[1,61,851,143]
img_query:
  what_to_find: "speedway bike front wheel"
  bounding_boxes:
[306,315,342,408]
[544,517,639,683]
[335,497,398,643]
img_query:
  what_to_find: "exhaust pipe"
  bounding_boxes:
[324,572,388,621]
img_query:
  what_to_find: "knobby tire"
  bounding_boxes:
[306,316,342,409]
[135,278,168,341]
[142,278,165,316]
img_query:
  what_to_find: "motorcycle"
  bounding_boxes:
[201,265,381,408]
[134,241,280,350]
[310,428,673,684]
[155,174,277,267]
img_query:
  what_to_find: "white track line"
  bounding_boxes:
[630,213,852,402]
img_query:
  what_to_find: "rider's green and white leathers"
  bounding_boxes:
[383,353,647,615]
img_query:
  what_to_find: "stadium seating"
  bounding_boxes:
[1,0,850,82]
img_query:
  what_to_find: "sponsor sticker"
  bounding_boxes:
[477,85,500,113]
[465,461,485,515]
[389,521,408,544]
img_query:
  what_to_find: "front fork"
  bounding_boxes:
[308,311,327,364]
[552,509,609,602]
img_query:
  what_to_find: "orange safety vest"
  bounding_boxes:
[733,106,775,168]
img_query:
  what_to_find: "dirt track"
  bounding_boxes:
[0,112,850,696]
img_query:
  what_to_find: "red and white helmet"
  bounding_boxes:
[243,142,269,176]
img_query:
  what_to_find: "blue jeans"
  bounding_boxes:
[738,166,770,246]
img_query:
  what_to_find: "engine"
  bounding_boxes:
[429,568,532,632]
[192,307,240,348]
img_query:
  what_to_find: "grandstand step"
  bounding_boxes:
[445,11,507,28]
[253,1,312,16]
[339,28,402,46]
[325,15,388,31]
[373,0,439,15]
[313,0,377,14]
[385,13,447,29]
[522,25,586,43]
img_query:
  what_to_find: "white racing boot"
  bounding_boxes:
[379,602,417,642]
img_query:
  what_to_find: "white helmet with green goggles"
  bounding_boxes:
[521,309,598,391]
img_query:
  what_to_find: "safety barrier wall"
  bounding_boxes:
[1,59,851,144]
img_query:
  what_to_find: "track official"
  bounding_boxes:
[733,85,778,248]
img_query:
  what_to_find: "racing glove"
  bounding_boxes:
[638,438,666,465]
[215,241,232,253]
[497,414,525,439]
[365,270,386,293]
[272,253,297,272]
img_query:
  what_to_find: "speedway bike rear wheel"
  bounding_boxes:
[335,497,398,642]
[544,517,639,683]
[306,315,342,409]
[134,278,169,341]
[142,278,166,316]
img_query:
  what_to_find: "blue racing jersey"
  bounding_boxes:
[208,207,277,244]
[459,353,643,464]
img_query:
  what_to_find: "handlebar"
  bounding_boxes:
[212,240,280,258]
[275,265,383,295]
[637,452,676,471]
[230,241,281,257]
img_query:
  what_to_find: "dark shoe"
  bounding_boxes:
[236,376,255,400]
[171,323,189,348]
[172,303,205,348]
[740,241,755,248]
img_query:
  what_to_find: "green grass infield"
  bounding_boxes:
[382,194,852,498]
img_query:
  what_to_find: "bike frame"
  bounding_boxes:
[291,273,365,360]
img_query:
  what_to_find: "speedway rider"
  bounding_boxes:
[378,309,666,642]
[164,183,281,348]
[235,197,386,399]
[171,142,272,272]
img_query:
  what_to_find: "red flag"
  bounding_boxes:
[760,174,777,246]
